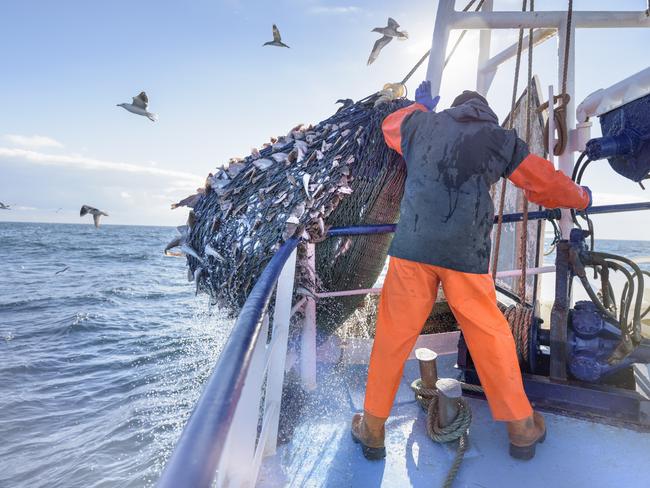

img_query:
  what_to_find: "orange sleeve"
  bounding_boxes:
[381,103,427,155]
[508,154,590,210]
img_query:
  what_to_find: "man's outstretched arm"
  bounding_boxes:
[508,153,591,210]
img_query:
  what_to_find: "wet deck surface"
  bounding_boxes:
[258,353,650,487]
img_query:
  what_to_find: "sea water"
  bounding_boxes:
[0,222,233,487]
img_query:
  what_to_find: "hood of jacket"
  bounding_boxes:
[444,97,499,125]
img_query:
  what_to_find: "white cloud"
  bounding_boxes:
[0,147,203,188]
[120,191,132,199]
[309,5,361,15]
[3,134,64,149]
[9,205,38,211]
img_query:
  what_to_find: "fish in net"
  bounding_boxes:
[169,96,411,330]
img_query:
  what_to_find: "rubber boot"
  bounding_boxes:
[351,411,386,460]
[507,411,547,460]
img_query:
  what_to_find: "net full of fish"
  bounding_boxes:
[169,97,411,331]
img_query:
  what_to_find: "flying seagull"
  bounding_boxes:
[335,98,354,113]
[80,205,108,228]
[0,202,10,210]
[117,92,158,122]
[367,17,408,65]
[263,24,290,48]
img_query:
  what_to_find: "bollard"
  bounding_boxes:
[435,378,462,428]
[415,348,439,390]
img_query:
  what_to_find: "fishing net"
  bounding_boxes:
[173,97,411,326]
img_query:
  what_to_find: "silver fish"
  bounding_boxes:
[312,183,325,199]
[290,201,306,219]
[181,244,203,263]
[302,173,311,199]
[274,192,288,205]
[227,162,246,178]
[164,236,182,255]
[205,244,225,262]
[177,225,189,238]
[282,223,298,241]
[253,158,274,170]
[272,152,289,163]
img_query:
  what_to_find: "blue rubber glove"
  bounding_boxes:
[415,80,440,112]
[581,186,593,210]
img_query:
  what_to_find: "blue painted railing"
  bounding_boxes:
[327,203,650,238]
[157,237,299,488]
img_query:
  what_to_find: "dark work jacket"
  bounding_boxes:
[385,99,529,274]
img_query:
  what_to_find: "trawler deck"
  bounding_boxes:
[258,339,650,487]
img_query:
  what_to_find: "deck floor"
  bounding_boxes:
[258,353,650,488]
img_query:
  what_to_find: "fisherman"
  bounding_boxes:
[351,81,592,461]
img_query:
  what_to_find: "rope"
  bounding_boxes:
[503,304,534,364]
[492,0,527,278]
[518,0,535,303]
[561,0,573,100]
[411,379,473,488]
[459,382,484,394]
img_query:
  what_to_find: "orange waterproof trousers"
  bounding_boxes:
[364,256,533,421]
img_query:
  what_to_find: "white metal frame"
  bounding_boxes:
[215,249,297,487]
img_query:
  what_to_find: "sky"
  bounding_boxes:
[1,0,649,239]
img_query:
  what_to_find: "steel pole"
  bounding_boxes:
[415,348,439,389]
[436,378,463,428]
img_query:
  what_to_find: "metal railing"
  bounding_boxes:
[157,237,299,488]
[156,200,650,487]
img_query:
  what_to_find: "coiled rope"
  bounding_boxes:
[410,379,472,488]
[504,304,534,365]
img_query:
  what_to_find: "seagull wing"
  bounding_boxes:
[132,91,149,109]
[272,24,282,42]
[387,17,399,29]
[80,204,95,216]
[93,213,103,228]
[367,36,392,65]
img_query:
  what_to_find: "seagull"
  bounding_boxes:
[117,92,158,122]
[0,202,10,210]
[335,99,354,113]
[263,24,290,48]
[367,17,408,65]
[80,205,109,228]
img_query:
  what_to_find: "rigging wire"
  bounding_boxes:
[492,0,528,280]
